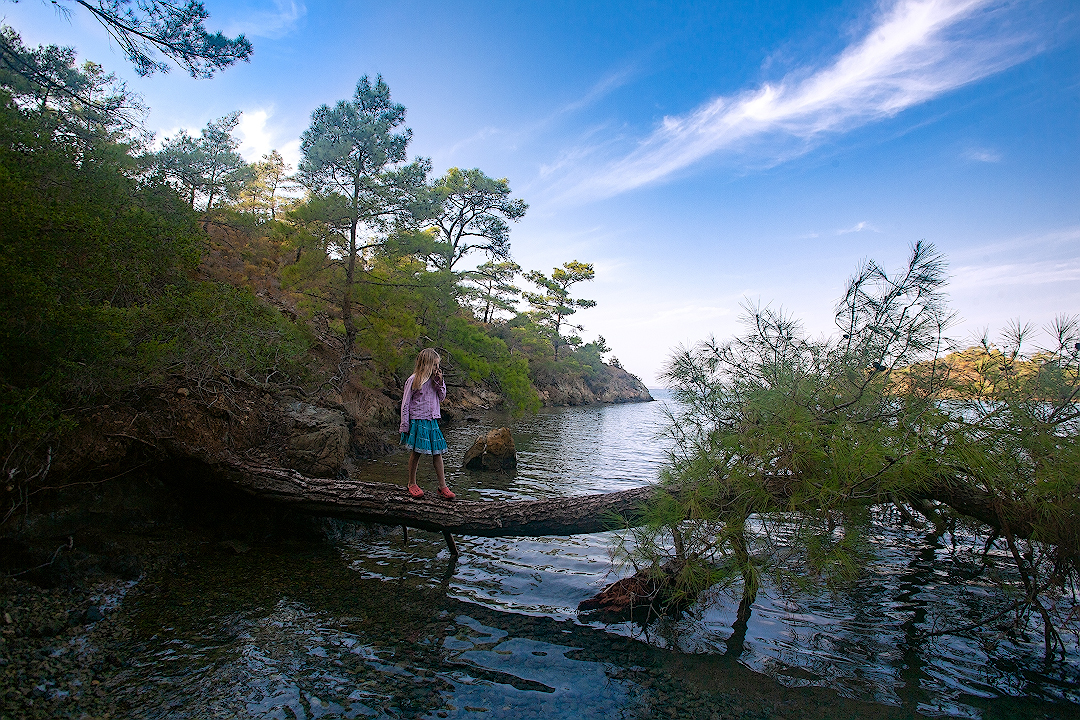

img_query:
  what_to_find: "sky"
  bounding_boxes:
[4,0,1079,385]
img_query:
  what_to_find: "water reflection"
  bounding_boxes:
[440,616,634,719]
[353,399,673,500]
[109,543,643,719]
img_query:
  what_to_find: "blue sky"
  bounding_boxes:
[6,0,1079,384]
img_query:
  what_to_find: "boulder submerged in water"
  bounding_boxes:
[578,559,685,616]
[462,427,517,471]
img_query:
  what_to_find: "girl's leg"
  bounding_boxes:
[432,454,454,499]
[432,454,446,488]
[408,452,421,486]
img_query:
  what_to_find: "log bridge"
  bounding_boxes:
[218,455,1042,558]
[221,458,654,556]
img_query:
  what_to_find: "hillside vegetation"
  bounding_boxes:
[0,27,648,514]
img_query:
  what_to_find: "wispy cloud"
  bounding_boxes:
[221,0,306,40]
[566,0,1043,200]
[951,225,1080,260]
[556,68,636,117]
[439,126,504,161]
[949,225,1080,290]
[838,221,882,234]
[951,258,1080,289]
[962,146,1002,162]
[435,68,635,168]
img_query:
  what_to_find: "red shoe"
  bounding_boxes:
[407,483,424,498]
[437,486,455,500]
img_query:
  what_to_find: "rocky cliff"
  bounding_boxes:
[534,364,653,406]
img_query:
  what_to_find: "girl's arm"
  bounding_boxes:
[400,376,414,433]
[434,372,446,402]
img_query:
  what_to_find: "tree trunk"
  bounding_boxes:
[342,189,360,361]
[217,456,652,537]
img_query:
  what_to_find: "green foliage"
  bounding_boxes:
[152,111,244,209]
[462,260,521,323]
[440,317,539,414]
[0,91,309,490]
[48,0,252,78]
[0,93,201,378]
[130,282,312,385]
[236,150,291,219]
[632,242,1079,659]
[523,261,596,360]
[1,25,147,150]
[423,167,527,272]
[296,75,429,353]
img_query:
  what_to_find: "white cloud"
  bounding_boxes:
[951,257,1080,290]
[220,0,306,39]
[566,0,1042,200]
[837,221,881,234]
[278,139,302,173]
[963,146,1002,162]
[950,225,1080,261]
[945,225,1080,344]
[235,109,301,169]
[235,110,273,159]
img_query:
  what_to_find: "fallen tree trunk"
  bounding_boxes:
[215,454,1047,545]
[218,456,654,537]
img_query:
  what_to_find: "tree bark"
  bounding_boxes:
[218,456,653,537]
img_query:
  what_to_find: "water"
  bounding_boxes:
[102,396,1079,719]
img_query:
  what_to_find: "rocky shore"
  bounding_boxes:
[1,573,136,718]
[532,365,653,406]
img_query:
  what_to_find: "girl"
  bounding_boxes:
[400,348,455,499]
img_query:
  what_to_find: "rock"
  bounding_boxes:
[462,427,517,471]
[84,606,104,623]
[534,363,653,406]
[176,387,190,396]
[578,560,684,615]
[284,403,350,477]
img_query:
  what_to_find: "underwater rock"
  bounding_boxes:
[578,560,684,615]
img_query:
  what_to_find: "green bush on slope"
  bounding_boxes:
[0,95,310,486]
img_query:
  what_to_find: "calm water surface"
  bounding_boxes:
[109,396,1079,719]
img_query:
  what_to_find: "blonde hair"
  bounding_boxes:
[412,348,441,391]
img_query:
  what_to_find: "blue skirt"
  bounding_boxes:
[401,418,447,455]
